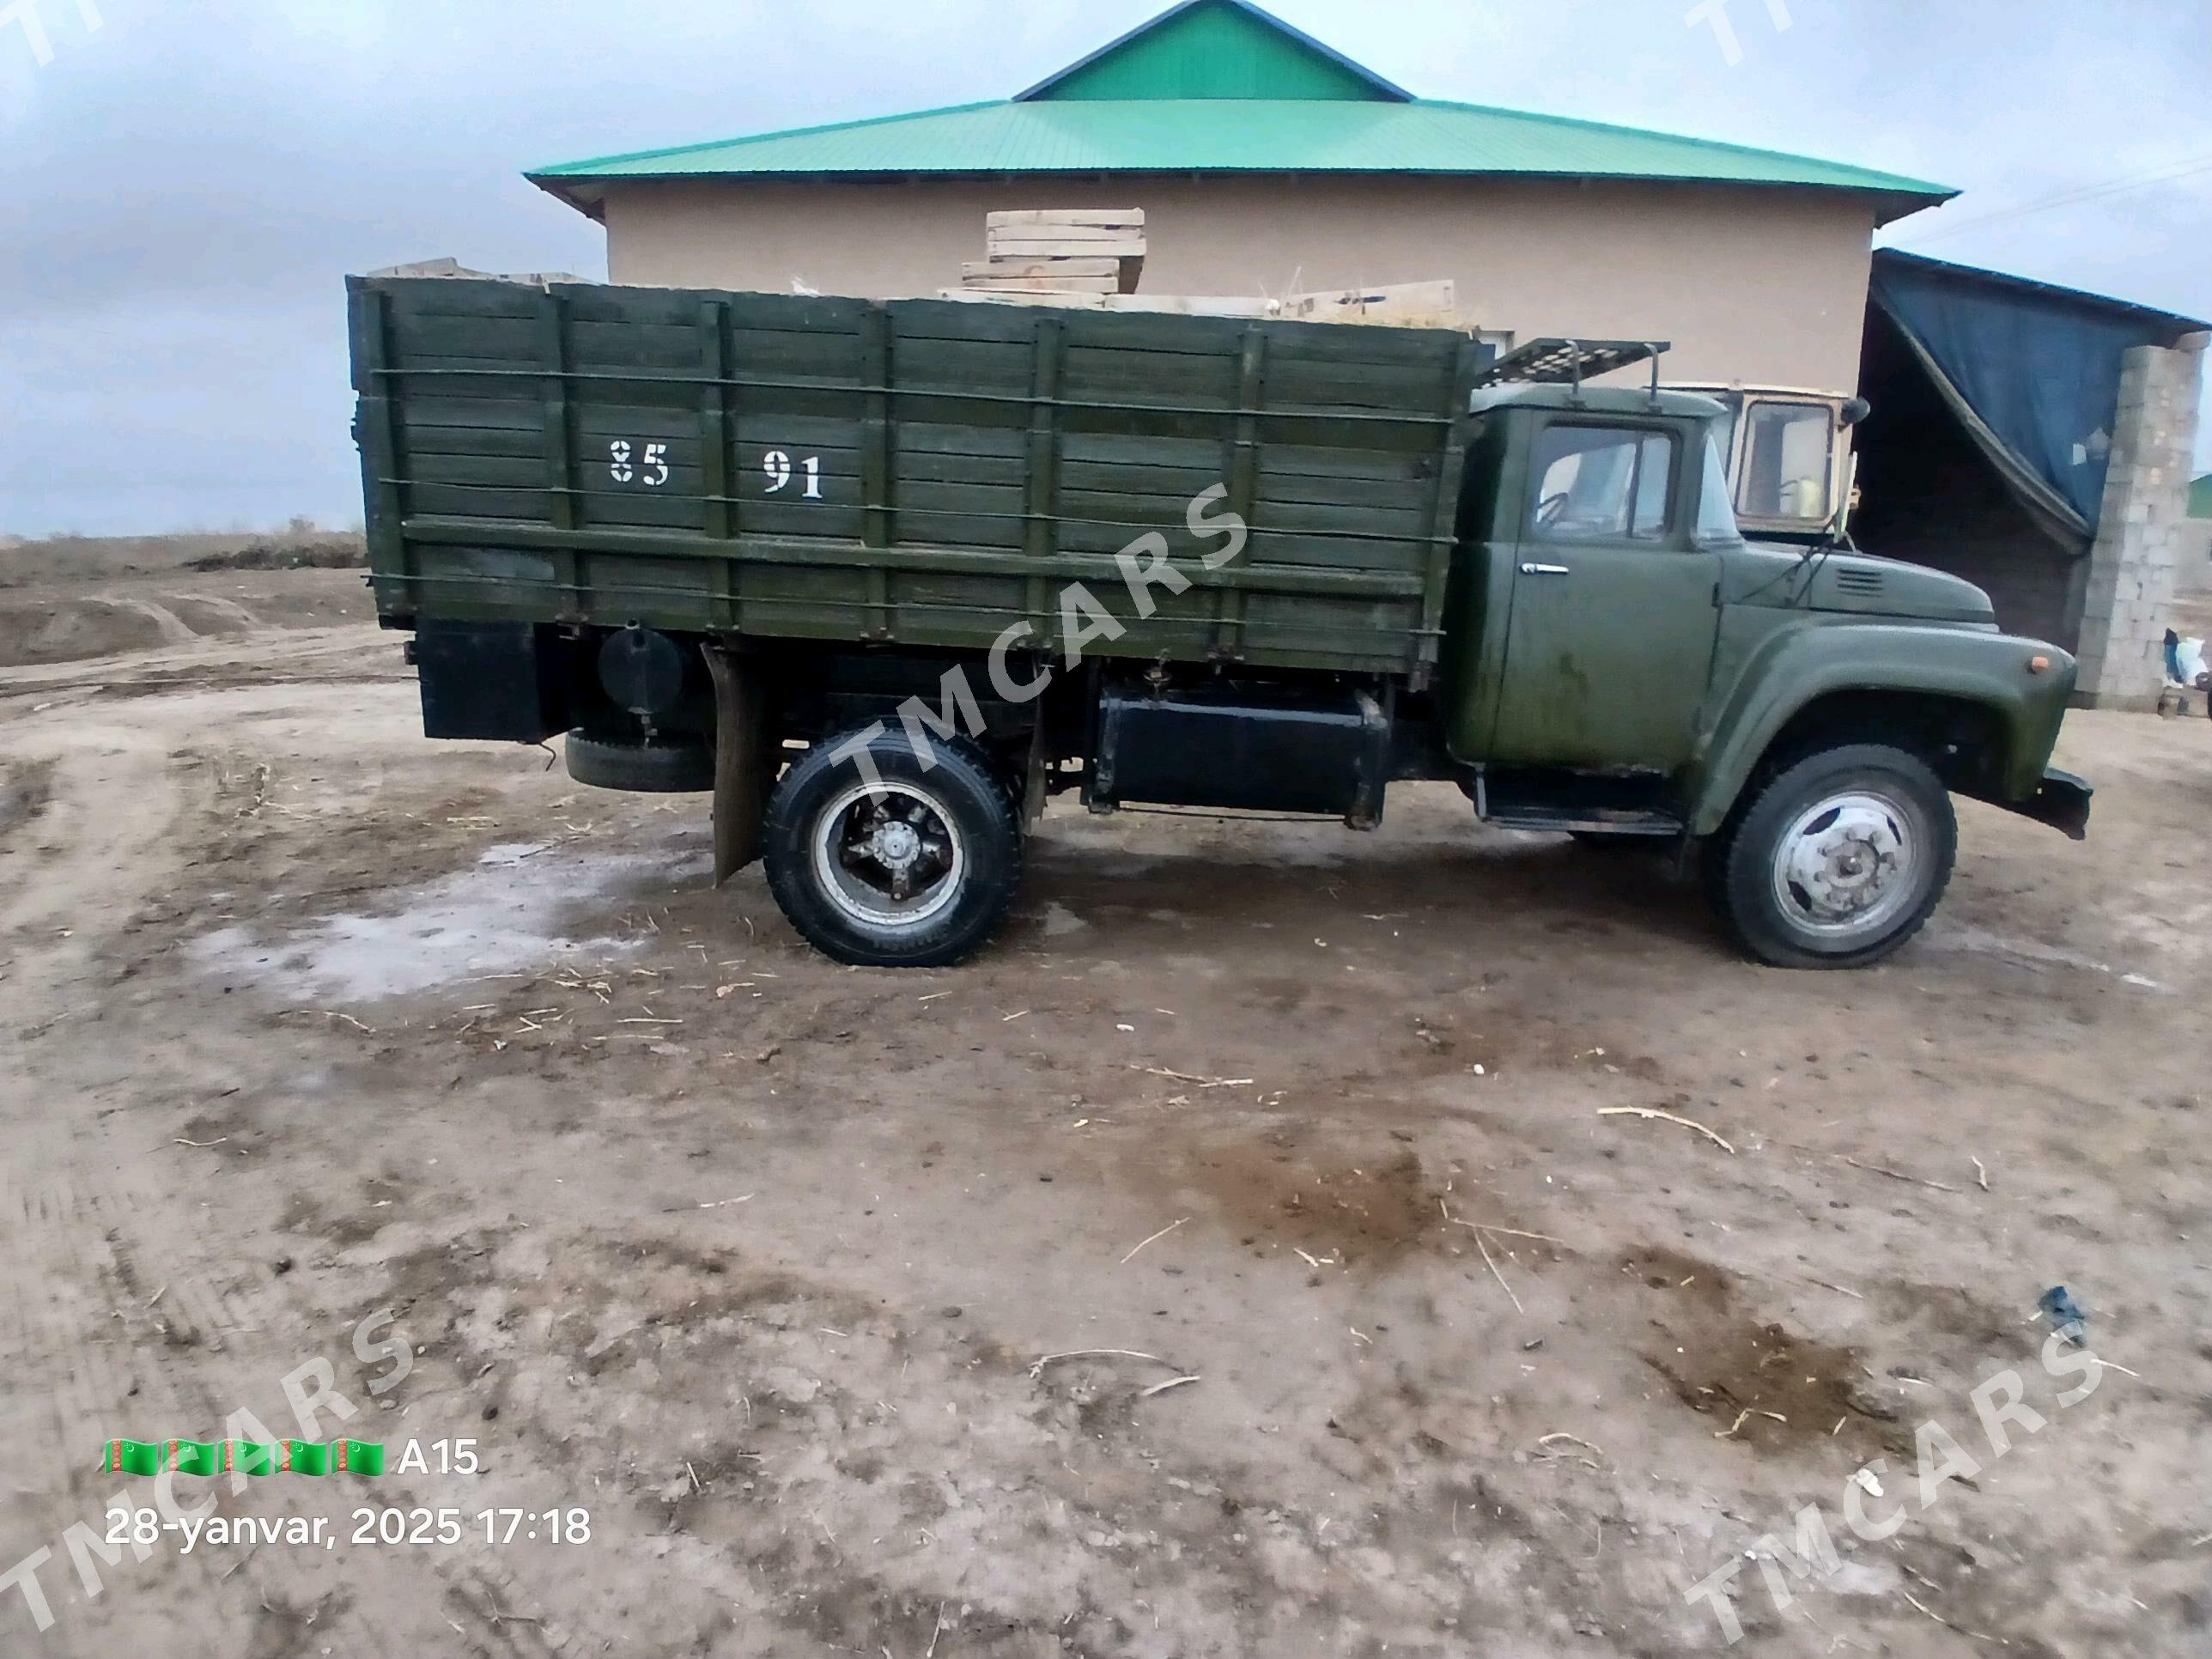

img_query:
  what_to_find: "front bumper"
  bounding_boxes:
[2014,768,2094,841]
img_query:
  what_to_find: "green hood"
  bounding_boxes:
[1723,544,1998,626]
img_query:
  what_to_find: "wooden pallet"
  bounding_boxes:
[965,210,1147,295]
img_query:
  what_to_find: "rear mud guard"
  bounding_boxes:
[702,644,773,884]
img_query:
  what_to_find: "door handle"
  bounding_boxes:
[1519,562,1571,576]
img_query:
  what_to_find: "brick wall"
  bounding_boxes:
[2075,332,2209,704]
[2180,517,2212,599]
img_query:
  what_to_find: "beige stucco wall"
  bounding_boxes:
[594,173,1885,392]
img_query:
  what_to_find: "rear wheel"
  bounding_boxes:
[762,727,1022,968]
[1705,744,1955,969]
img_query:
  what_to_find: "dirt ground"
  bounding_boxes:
[2,567,2208,1658]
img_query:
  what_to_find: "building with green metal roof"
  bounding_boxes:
[530,0,1957,392]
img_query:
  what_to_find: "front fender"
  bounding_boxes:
[1686,622,2076,836]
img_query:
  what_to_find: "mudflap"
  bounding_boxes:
[1020,717,1049,830]
[2016,767,2094,842]
[702,644,773,884]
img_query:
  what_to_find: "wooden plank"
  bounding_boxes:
[1061,311,1246,356]
[860,306,893,635]
[963,258,1121,283]
[892,335,1035,391]
[1279,280,1459,327]
[1099,295,1277,318]
[721,292,875,334]
[405,452,546,489]
[726,325,867,385]
[400,423,544,464]
[937,289,1109,311]
[1257,441,1437,483]
[576,486,709,534]
[1060,456,1222,501]
[698,299,733,543]
[963,276,1119,295]
[1246,495,1426,539]
[985,209,1145,229]
[388,313,540,364]
[1023,315,1064,628]
[1063,344,1242,407]
[1410,336,1487,682]
[1215,325,1267,659]
[987,225,1146,247]
[1059,428,1222,465]
[537,291,575,538]
[348,284,411,609]
[398,395,549,433]
[571,319,710,373]
[409,482,556,521]
[377,277,544,325]
[399,517,1425,595]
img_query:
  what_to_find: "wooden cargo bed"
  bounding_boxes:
[349,276,1486,679]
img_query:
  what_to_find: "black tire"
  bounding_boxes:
[565,732,714,794]
[762,726,1022,968]
[1704,744,1956,970]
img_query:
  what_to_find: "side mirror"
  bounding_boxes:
[1839,397,1872,428]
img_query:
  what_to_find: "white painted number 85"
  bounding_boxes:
[763,451,823,500]
[607,440,669,487]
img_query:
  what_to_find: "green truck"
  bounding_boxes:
[348,276,2091,970]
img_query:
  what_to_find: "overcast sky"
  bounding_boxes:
[4,0,2208,537]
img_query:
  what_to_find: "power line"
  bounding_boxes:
[1895,150,2212,246]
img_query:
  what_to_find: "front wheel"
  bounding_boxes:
[762,727,1022,968]
[1704,744,1956,969]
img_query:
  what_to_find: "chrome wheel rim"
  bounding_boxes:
[811,781,966,931]
[1770,789,1922,943]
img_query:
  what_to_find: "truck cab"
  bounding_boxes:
[1433,340,2089,967]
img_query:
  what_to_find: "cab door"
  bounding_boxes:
[1486,418,1722,771]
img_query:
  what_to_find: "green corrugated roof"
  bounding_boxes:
[1018,0,1412,102]
[535,99,1948,201]
[530,0,1953,221]
[2191,474,2212,519]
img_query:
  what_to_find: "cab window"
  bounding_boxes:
[1530,426,1674,541]
[1739,402,1832,520]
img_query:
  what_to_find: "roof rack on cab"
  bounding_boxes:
[1473,337,1673,400]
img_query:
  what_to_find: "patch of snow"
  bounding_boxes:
[191,836,709,1002]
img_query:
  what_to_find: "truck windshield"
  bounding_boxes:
[1739,401,1832,521]
[1695,434,1744,545]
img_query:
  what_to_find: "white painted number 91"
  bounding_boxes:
[763,451,823,500]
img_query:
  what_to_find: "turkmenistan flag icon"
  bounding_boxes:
[100,1440,385,1476]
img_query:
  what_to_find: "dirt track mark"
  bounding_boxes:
[0,757,56,841]
[0,728,192,958]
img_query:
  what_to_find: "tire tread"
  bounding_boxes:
[761,729,1023,969]
[1705,743,1956,970]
